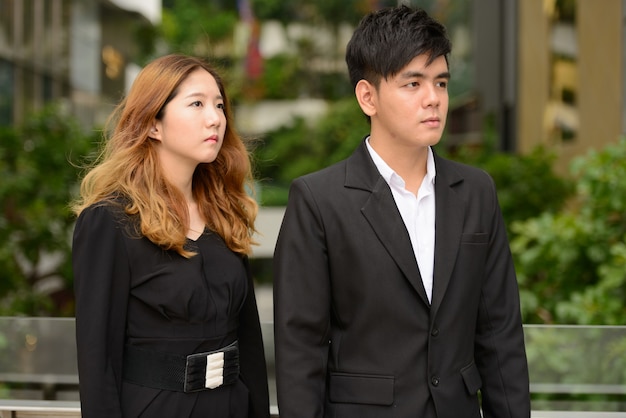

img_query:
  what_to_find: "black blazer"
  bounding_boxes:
[273,140,530,418]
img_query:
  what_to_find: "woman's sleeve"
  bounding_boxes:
[237,256,270,418]
[72,204,130,418]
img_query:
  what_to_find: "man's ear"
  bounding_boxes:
[149,119,162,141]
[355,79,377,118]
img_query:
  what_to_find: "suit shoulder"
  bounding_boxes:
[292,159,348,189]
[436,155,495,186]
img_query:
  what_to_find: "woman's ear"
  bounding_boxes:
[149,119,162,141]
[355,79,377,118]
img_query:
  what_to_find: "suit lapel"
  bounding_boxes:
[430,154,465,317]
[346,141,430,305]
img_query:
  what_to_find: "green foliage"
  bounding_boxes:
[158,0,238,57]
[511,138,626,325]
[254,98,368,205]
[448,143,574,234]
[260,54,302,100]
[316,73,355,101]
[133,22,159,62]
[250,0,301,23]
[251,0,382,24]
[306,0,376,26]
[0,105,97,316]
[258,54,352,101]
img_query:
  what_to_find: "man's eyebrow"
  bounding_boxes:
[399,71,451,79]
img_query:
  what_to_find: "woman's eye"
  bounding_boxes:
[217,103,225,110]
[191,101,202,107]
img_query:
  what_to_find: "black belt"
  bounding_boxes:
[123,341,239,392]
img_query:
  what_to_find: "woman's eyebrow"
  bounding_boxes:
[183,92,224,101]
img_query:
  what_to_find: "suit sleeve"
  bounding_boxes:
[474,176,531,418]
[273,178,332,418]
[72,204,130,418]
[238,257,270,418]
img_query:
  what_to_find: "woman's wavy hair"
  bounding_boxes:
[72,54,258,257]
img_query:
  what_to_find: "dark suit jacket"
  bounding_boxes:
[273,140,530,418]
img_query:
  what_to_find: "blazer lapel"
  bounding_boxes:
[346,141,430,306]
[430,154,465,317]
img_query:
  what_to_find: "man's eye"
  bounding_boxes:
[437,81,448,88]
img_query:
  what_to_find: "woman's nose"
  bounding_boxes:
[205,107,222,126]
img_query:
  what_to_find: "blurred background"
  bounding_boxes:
[2,0,625,324]
[0,0,625,414]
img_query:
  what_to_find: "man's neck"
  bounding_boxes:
[368,138,430,194]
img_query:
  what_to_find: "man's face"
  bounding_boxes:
[368,54,450,151]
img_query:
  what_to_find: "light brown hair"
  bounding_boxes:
[72,54,257,257]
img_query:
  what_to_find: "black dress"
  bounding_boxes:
[72,202,269,418]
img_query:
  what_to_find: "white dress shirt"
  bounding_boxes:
[366,138,436,303]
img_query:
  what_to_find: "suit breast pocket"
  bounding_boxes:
[328,372,394,406]
[457,233,489,280]
[461,232,488,244]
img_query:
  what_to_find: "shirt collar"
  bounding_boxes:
[366,137,436,188]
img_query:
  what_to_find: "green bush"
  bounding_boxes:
[260,54,302,100]
[0,105,97,316]
[444,133,574,235]
[254,98,368,205]
[511,138,626,325]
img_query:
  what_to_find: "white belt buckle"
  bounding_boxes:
[205,351,225,389]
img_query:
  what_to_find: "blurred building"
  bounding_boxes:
[473,0,625,173]
[238,0,626,173]
[1,0,624,173]
[0,0,161,128]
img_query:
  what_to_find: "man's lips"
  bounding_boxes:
[421,117,441,126]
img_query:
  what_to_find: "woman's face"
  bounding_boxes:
[151,68,227,174]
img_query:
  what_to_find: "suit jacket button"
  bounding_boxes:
[431,377,440,386]
[431,327,439,337]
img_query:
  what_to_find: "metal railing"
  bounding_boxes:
[0,317,624,417]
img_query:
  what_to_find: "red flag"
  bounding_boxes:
[237,0,263,80]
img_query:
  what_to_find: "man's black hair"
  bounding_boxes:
[346,5,452,89]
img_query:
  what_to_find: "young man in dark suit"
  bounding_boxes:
[273,5,530,418]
